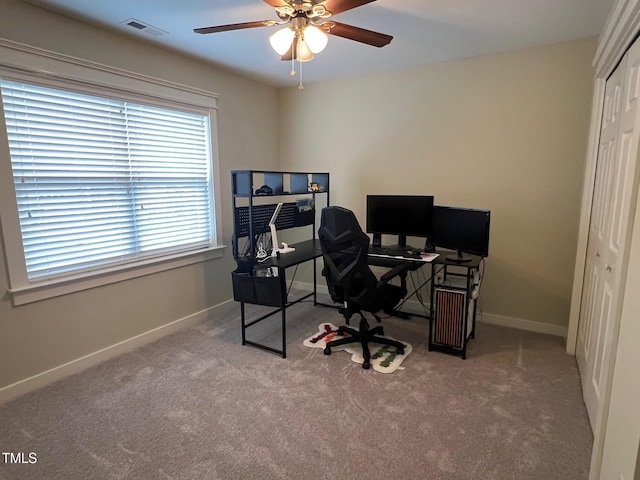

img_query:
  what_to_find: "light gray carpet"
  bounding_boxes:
[0,296,592,480]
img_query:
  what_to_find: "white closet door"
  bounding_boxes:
[577,39,640,430]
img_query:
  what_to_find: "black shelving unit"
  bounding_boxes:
[230,170,330,358]
[231,170,329,258]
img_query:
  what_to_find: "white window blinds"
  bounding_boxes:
[1,79,215,281]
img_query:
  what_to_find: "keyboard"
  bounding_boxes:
[369,246,422,259]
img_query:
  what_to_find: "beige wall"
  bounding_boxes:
[278,38,597,330]
[0,0,279,389]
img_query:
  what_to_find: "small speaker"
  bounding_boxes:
[432,288,467,350]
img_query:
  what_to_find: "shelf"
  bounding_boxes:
[232,170,329,197]
[231,169,329,258]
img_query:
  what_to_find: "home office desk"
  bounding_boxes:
[233,239,322,358]
[233,239,482,360]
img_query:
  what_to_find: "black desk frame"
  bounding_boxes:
[238,239,322,358]
[368,249,483,359]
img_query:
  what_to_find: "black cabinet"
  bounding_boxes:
[429,254,482,359]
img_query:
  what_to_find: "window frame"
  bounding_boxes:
[0,39,225,306]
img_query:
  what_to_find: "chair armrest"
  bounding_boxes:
[379,262,412,283]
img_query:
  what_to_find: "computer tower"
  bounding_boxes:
[431,287,474,356]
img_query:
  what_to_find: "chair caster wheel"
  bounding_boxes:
[362,361,370,369]
[324,347,331,355]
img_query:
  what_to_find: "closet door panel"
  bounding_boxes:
[577,38,640,432]
[576,54,625,429]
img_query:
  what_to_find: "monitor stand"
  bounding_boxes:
[394,234,415,252]
[445,250,473,263]
[391,234,415,252]
[372,233,382,248]
[424,237,436,253]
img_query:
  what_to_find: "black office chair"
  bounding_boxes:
[318,206,408,369]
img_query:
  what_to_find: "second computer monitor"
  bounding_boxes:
[366,195,434,247]
[431,205,491,261]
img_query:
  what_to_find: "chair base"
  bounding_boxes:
[323,314,406,369]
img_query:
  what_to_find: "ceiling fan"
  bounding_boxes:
[194,0,392,87]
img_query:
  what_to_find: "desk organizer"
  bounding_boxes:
[231,270,284,308]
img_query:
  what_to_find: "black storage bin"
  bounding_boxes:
[232,271,284,307]
[294,208,315,227]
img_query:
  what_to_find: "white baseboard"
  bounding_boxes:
[0,299,234,406]
[479,312,568,338]
[292,280,568,338]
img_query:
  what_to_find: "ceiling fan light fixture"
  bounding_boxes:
[269,27,294,55]
[295,37,314,62]
[303,25,328,53]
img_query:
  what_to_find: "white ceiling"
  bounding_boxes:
[22,0,614,88]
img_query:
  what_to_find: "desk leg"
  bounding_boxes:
[240,301,246,345]
[280,269,287,359]
[313,257,318,306]
[471,298,477,339]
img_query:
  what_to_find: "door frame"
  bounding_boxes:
[567,1,640,478]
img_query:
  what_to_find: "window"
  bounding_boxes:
[2,79,215,280]
[0,41,222,305]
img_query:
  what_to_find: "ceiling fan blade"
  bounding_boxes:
[263,0,287,7]
[322,0,377,15]
[326,22,392,47]
[281,46,293,61]
[194,21,271,35]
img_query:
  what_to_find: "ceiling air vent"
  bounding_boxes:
[120,18,168,37]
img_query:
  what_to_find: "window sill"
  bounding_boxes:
[8,245,226,306]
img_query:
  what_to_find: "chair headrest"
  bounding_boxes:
[320,206,363,242]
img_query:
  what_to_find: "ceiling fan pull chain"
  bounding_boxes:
[291,55,296,77]
[299,60,304,90]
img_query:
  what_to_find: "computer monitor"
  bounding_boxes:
[366,195,434,248]
[431,206,491,262]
